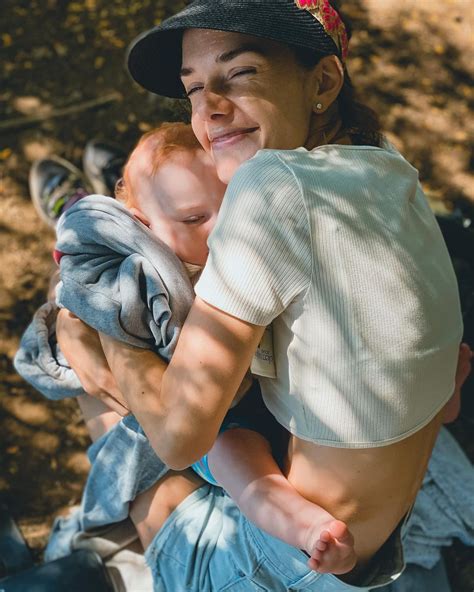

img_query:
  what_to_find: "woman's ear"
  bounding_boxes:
[129,207,151,227]
[311,55,344,114]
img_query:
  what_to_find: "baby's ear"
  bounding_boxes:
[130,207,151,227]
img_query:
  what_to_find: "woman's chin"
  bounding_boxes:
[214,150,259,184]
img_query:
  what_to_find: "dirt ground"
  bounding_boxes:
[1,0,473,589]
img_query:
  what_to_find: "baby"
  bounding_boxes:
[108,122,357,574]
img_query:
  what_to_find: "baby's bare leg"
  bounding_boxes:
[77,393,122,442]
[208,428,356,575]
[130,469,204,550]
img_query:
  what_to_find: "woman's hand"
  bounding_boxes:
[56,308,130,416]
[443,342,473,423]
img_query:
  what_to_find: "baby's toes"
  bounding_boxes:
[329,520,353,544]
[315,539,328,552]
[307,557,320,572]
[319,529,332,544]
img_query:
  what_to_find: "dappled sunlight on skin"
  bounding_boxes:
[50,84,469,576]
[126,144,227,266]
[43,152,470,592]
[103,297,262,465]
[173,141,463,565]
[1,3,472,583]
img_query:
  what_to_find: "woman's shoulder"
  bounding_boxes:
[251,143,406,167]
[279,143,418,182]
[231,144,418,196]
[228,149,302,191]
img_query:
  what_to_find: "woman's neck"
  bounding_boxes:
[305,107,350,149]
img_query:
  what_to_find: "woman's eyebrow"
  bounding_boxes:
[180,43,267,77]
[218,43,267,64]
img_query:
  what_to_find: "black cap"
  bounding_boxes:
[127,0,340,98]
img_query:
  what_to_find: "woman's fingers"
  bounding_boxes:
[56,308,130,413]
[456,343,472,390]
[443,342,472,423]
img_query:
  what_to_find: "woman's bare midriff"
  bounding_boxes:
[285,409,445,566]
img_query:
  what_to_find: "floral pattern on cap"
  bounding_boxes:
[294,0,348,60]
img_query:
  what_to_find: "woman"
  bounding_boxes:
[58,1,464,589]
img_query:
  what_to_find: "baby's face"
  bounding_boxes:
[131,147,227,265]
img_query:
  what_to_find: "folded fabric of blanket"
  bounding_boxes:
[14,300,84,399]
[55,195,194,356]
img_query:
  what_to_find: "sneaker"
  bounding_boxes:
[83,140,127,196]
[29,156,93,228]
[0,549,114,592]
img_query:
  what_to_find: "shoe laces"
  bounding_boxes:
[44,172,89,219]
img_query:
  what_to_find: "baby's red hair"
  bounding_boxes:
[116,122,202,209]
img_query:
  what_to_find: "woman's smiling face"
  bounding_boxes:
[181,29,318,183]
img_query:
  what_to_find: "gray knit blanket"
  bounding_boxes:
[14,195,194,399]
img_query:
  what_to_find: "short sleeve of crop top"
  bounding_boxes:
[195,151,312,325]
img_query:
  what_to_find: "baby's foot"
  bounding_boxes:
[306,520,356,575]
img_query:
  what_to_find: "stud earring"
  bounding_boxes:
[315,102,323,111]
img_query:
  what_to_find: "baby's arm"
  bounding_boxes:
[77,393,121,442]
[207,428,356,575]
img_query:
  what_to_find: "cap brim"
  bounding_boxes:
[127,28,186,99]
[127,1,339,98]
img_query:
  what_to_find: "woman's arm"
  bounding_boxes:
[100,297,265,469]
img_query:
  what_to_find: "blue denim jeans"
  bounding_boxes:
[145,485,408,592]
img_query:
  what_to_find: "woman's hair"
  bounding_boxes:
[116,122,202,208]
[293,1,382,147]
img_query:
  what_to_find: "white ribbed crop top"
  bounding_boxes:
[196,145,463,447]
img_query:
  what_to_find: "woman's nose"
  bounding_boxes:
[196,88,233,122]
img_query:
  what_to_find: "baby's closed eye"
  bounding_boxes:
[183,215,206,225]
